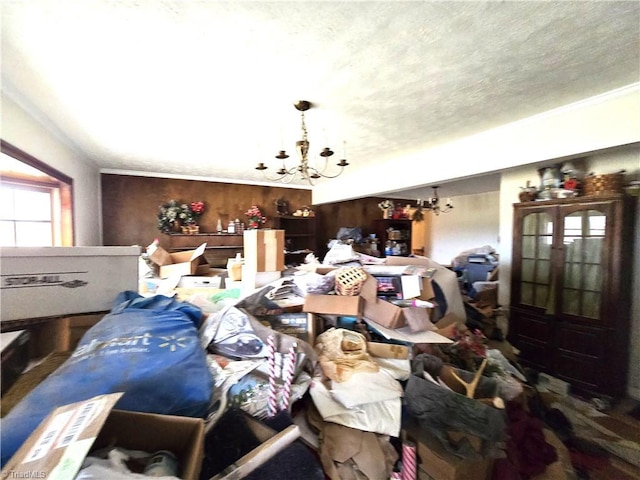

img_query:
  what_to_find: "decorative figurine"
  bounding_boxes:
[275,198,289,216]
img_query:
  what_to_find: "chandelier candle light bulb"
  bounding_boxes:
[421,186,454,215]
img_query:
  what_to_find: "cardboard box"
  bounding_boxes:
[2,393,205,480]
[150,243,210,279]
[361,272,436,329]
[1,330,30,395]
[404,418,493,480]
[243,229,285,273]
[301,266,434,330]
[303,293,363,317]
[367,341,410,359]
[22,313,104,359]
[0,246,140,322]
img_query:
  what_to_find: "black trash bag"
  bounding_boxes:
[336,227,363,244]
[200,408,324,480]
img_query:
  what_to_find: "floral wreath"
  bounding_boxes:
[157,199,205,232]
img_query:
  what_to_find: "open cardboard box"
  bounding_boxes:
[303,285,364,346]
[300,265,363,322]
[2,393,205,480]
[150,243,210,279]
[299,264,436,330]
[361,271,436,330]
[303,293,363,318]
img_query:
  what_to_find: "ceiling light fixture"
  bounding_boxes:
[418,186,454,215]
[255,100,349,185]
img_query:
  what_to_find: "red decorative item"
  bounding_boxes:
[392,204,404,219]
[190,201,205,214]
[245,205,267,229]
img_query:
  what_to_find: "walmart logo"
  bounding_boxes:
[158,335,187,352]
[72,333,189,358]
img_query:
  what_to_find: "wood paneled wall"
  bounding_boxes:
[101,174,312,249]
[315,197,397,258]
[101,174,414,258]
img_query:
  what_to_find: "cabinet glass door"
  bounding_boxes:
[520,211,553,307]
[561,209,606,319]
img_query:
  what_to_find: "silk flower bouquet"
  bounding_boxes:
[245,205,267,229]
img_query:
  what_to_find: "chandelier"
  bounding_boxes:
[418,186,453,215]
[255,100,349,185]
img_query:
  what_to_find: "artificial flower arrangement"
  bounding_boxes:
[441,328,489,372]
[245,205,267,229]
[157,199,205,233]
[438,327,524,401]
[188,201,205,225]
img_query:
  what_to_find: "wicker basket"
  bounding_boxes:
[584,173,625,195]
[335,267,367,296]
[181,225,200,234]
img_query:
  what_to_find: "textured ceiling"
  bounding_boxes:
[2,1,639,195]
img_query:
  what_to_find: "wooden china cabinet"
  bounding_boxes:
[508,194,635,399]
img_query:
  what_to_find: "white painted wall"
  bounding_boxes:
[1,93,102,246]
[423,191,500,266]
[499,144,640,399]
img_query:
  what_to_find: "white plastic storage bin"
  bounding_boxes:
[1,246,140,322]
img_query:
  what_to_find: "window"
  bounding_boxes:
[1,183,54,246]
[0,141,74,246]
